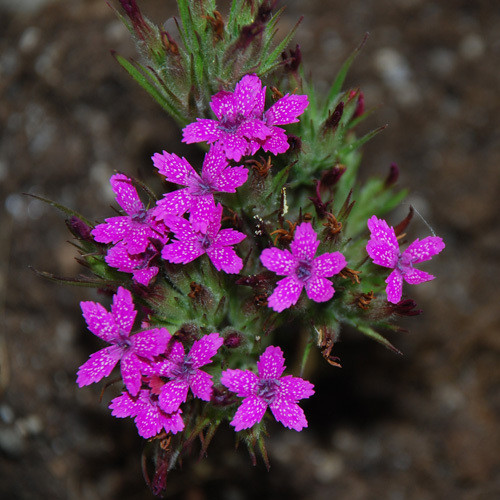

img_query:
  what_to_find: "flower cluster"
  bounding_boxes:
[75,71,445,451]
[60,3,447,490]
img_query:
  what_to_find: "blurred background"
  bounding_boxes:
[1,0,499,498]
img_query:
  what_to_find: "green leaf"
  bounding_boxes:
[113,53,184,123]
[324,33,369,118]
[353,322,402,355]
[25,194,94,226]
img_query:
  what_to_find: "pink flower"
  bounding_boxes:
[260,222,347,312]
[105,242,160,286]
[220,346,314,432]
[161,203,246,274]
[182,74,309,161]
[152,145,248,222]
[148,333,223,414]
[366,215,445,303]
[76,287,170,396]
[92,173,166,255]
[110,389,184,439]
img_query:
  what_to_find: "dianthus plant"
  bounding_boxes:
[38,0,445,495]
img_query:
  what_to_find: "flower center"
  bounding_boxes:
[131,208,149,223]
[171,356,196,381]
[296,260,312,282]
[198,233,212,250]
[116,331,132,350]
[256,378,280,404]
[218,113,246,134]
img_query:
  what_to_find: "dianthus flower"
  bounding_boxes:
[105,242,160,286]
[260,222,347,312]
[182,74,309,161]
[220,346,314,431]
[366,215,445,303]
[77,287,170,396]
[147,333,223,414]
[110,389,184,439]
[161,203,246,274]
[152,145,248,222]
[92,173,166,254]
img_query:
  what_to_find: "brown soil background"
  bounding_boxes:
[1,1,499,499]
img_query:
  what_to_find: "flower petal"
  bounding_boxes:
[120,353,144,397]
[220,369,258,397]
[403,268,435,284]
[260,127,289,155]
[385,269,404,304]
[161,239,204,265]
[207,245,244,274]
[278,375,315,401]
[153,189,193,220]
[189,370,214,401]
[230,395,267,431]
[265,93,309,125]
[214,228,246,247]
[219,132,250,162]
[305,276,335,303]
[402,236,445,264]
[366,215,399,268]
[158,380,189,414]
[80,301,119,342]
[76,346,122,387]
[159,409,185,434]
[109,391,140,418]
[312,251,347,278]
[260,247,295,275]
[269,398,308,431]
[111,286,136,334]
[210,91,237,120]
[257,345,286,379]
[132,328,170,359]
[110,173,143,215]
[91,216,133,245]
[152,151,196,185]
[267,276,303,312]
[189,333,223,368]
[233,74,264,117]
[290,222,320,261]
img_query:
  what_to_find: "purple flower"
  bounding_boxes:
[92,173,166,254]
[148,333,223,414]
[105,242,160,286]
[366,215,445,303]
[220,346,314,431]
[152,145,248,222]
[161,203,246,274]
[260,222,347,312]
[110,389,184,439]
[182,74,309,161]
[76,287,170,396]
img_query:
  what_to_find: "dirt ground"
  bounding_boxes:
[1,0,499,499]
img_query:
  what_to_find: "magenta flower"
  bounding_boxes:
[220,346,314,432]
[105,242,160,286]
[76,287,170,396]
[92,173,165,255]
[260,222,347,312]
[148,333,223,414]
[366,215,445,303]
[152,145,248,222]
[110,389,184,439]
[182,74,309,161]
[161,203,246,274]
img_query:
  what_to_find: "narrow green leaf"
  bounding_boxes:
[338,125,387,158]
[354,323,402,354]
[325,33,369,117]
[25,194,94,226]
